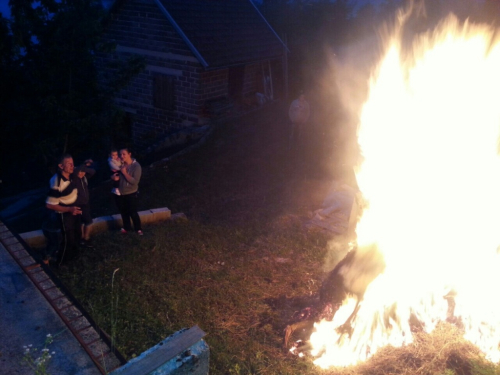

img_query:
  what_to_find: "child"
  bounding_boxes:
[108,149,123,195]
[74,159,95,247]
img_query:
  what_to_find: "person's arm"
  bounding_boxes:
[85,167,96,179]
[46,203,81,215]
[78,162,96,178]
[46,176,81,215]
[109,159,122,172]
[83,159,95,177]
[120,163,142,185]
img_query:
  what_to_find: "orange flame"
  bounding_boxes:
[311,14,500,368]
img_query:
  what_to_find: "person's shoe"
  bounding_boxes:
[137,230,143,236]
[120,228,127,234]
[42,256,58,268]
[43,255,55,265]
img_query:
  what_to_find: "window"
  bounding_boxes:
[154,75,175,110]
[228,65,244,101]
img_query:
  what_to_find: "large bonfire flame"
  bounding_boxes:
[310,13,500,369]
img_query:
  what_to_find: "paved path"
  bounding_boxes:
[0,222,102,375]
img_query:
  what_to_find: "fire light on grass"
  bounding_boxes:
[310,12,500,369]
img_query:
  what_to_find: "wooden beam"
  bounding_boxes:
[113,326,207,375]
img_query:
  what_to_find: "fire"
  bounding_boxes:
[310,14,500,368]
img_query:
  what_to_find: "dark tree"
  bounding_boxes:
[0,0,143,188]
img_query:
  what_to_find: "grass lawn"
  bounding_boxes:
[52,102,499,374]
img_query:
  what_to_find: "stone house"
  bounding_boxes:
[100,0,287,149]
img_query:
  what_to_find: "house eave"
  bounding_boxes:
[153,0,209,68]
[248,0,289,53]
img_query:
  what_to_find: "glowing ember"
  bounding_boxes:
[310,13,500,368]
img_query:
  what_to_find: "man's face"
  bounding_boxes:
[59,157,74,175]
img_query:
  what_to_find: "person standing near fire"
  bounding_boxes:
[288,92,311,153]
[112,148,143,235]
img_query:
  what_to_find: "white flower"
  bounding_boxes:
[51,351,56,355]
[46,333,52,337]
[42,348,49,352]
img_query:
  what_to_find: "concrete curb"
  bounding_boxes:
[19,207,183,249]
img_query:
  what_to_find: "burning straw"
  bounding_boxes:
[351,323,495,375]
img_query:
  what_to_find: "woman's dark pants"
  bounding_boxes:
[114,193,142,232]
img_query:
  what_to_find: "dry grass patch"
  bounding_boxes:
[57,217,331,373]
[56,217,500,375]
[350,323,497,375]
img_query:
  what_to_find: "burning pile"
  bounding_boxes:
[305,12,500,370]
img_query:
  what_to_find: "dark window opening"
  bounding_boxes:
[228,66,244,102]
[154,75,176,110]
[113,112,133,147]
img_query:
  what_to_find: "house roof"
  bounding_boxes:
[153,0,287,69]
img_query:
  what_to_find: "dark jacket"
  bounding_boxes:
[73,166,95,206]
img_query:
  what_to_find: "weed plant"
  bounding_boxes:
[22,333,56,375]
